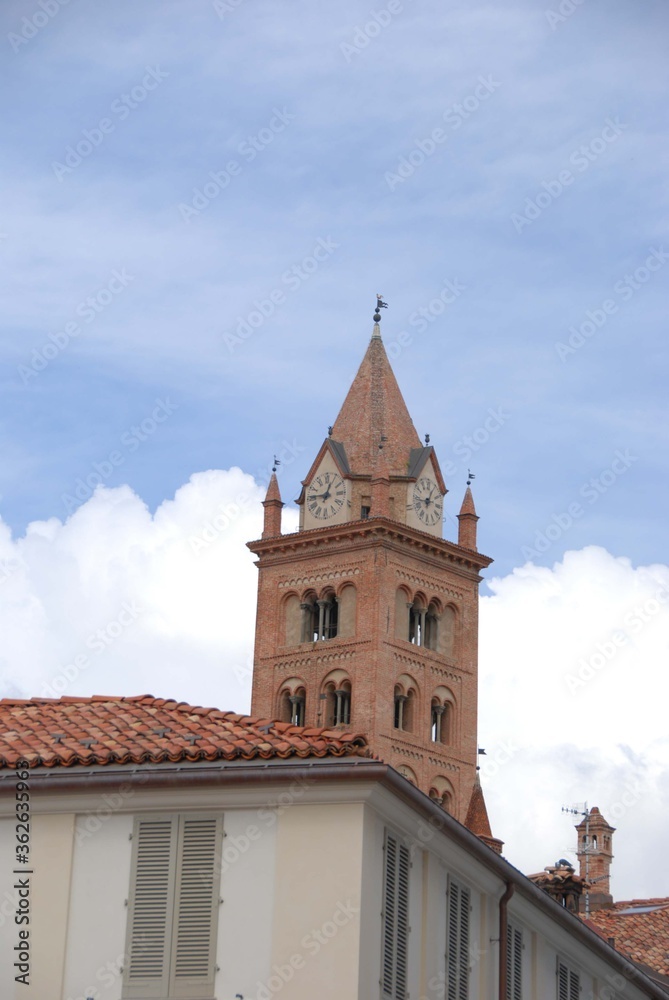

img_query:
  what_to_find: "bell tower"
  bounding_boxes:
[248,299,494,829]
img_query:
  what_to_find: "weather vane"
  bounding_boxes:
[373,294,388,322]
[467,469,476,486]
[272,455,281,473]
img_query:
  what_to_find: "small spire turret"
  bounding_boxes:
[457,485,479,550]
[262,471,284,539]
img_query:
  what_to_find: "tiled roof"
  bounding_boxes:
[0,695,369,769]
[585,900,669,976]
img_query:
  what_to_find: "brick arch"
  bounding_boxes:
[281,591,302,647]
[430,685,456,745]
[396,764,418,787]
[320,668,352,727]
[394,671,420,732]
[394,585,412,640]
[335,582,357,638]
[437,602,458,658]
[429,775,455,812]
[277,677,306,726]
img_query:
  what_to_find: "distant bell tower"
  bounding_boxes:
[248,298,496,835]
[576,806,615,911]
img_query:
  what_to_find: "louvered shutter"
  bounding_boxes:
[381,831,410,999]
[557,959,580,1000]
[506,924,522,1000]
[447,879,470,1000]
[124,816,179,999]
[170,815,222,998]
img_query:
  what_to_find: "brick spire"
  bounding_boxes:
[261,472,283,539]
[457,486,479,550]
[464,774,503,854]
[330,330,421,477]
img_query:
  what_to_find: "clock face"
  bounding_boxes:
[412,477,443,526]
[306,471,346,520]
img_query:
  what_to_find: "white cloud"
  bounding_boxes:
[0,480,666,900]
[479,546,669,899]
[0,468,296,710]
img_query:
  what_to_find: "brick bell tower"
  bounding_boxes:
[248,298,495,829]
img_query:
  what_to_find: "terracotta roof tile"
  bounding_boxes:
[0,695,369,769]
[584,900,669,976]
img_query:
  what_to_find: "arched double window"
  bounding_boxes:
[393,675,418,732]
[430,687,455,745]
[278,680,306,726]
[429,776,454,812]
[301,592,339,642]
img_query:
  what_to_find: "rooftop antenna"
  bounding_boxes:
[563,802,591,917]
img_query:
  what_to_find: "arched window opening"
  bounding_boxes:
[430,689,453,744]
[408,599,438,649]
[408,603,424,645]
[322,675,352,727]
[394,686,415,732]
[592,835,598,850]
[429,777,454,812]
[289,689,306,726]
[431,702,445,742]
[424,602,439,650]
[301,594,338,642]
[394,687,406,729]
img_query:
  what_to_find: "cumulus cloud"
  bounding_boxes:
[0,468,296,711]
[0,478,666,898]
[479,546,669,899]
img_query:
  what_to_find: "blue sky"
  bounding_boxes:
[2,0,668,580]
[1,0,668,897]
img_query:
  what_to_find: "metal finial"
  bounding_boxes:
[467,469,476,486]
[328,425,333,437]
[373,294,388,322]
[272,455,281,473]
[424,433,430,445]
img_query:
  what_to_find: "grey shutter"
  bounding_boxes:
[557,960,579,1000]
[558,961,569,1000]
[381,831,410,999]
[506,925,522,1000]
[170,815,222,999]
[447,879,470,1000]
[124,816,179,999]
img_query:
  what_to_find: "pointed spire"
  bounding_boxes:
[457,486,479,550]
[331,329,421,477]
[465,775,503,855]
[262,472,284,539]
